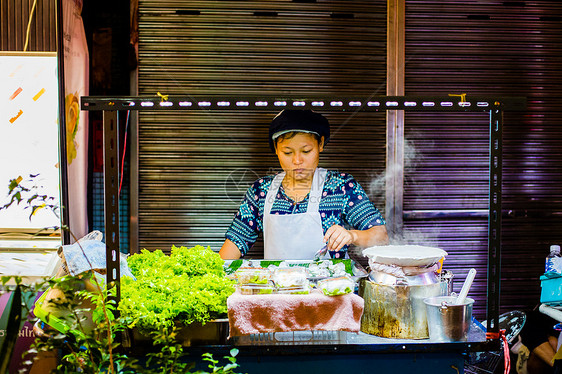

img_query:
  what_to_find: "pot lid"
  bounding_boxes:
[362,245,448,267]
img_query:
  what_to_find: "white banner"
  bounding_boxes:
[0,53,60,230]
[63,0,89,240]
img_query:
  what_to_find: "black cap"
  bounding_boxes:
[268,109,330,152]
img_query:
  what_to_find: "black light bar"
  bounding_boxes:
[81,95,526,112]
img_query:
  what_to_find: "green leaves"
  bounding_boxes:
[117,245,243,373]
[1,173,60,221]
[119,245,235,333]
[8,176,23,192]
[2,268,243,374]
[29,274,142,374]
[196,349,241,374]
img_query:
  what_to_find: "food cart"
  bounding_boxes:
[79,94,525,373]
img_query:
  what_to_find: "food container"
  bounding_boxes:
[359,279,448,339]
[276,282,311,295]
[307,261,348,279]
[234,267,272,285]
[272,267,308,288]
[424,296,474,342]
[238,283,276,295]
[33,272,106,335]
[317,276,355,296]
[223,259,369,283]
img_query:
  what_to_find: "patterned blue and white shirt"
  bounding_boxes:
[225,170,386,257]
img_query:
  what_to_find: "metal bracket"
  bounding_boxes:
[103,110,121,302]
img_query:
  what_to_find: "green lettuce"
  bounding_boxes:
[120,245,235,333]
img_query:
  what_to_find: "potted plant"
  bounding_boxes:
[0,175,242,373]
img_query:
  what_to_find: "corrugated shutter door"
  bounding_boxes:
[1,0,56,51]
[137,1,388,257]
[405,1,562,317]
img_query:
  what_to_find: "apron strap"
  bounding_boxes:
[264,172,285,216]
[307,168,326,213]
[264,168,327,216]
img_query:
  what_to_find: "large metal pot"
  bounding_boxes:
[359,276,448,339]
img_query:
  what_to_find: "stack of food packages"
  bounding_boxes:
[234,260,356,296]
[235,267,276,295]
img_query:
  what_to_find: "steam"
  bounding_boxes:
[364,137,440,247]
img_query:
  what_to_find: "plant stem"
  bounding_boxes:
[92,274,116,374]
[64,341,86,372]
[69,299,97,370]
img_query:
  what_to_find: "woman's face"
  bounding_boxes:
[275,132,324,183]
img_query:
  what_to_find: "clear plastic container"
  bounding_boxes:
[272,267,308,288]
[317,276,355,296]
[238,282,276,295]
[235,267,272,285]
[276,281,311,295]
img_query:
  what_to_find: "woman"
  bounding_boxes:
[219,109,389,260]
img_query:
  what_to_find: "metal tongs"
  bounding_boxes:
[313,244,329,261]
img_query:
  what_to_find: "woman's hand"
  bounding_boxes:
[324,224,389,252]
[323,225,356,252]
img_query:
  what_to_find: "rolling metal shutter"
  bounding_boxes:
[1,0,57,51]
[136,1,388,258]
[405,0,562,317]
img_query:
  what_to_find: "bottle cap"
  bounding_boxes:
[551,245,561,254]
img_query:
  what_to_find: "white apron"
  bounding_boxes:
[263,168,327,260]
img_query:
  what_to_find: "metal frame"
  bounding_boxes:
[81,95,524,112]
[56,0,70,245]
[103,110,121,301]
[386,0,405,236]
[81,94,526,340]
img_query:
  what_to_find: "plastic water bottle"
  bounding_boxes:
[545,245,562,274]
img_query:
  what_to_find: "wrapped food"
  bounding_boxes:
[306,263,331,278]
[306,260,347,278]
[272,267,308,288]
[276,281,311,295]
[317,275,355,296]
[234,267,272,285]
[328,262,347,277]
[239,282,276,295]
[60,238,136,280]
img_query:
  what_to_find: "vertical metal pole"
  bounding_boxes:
[129,65,139,254]
[129,109,139,254]
[487,108,502,334]
[103,110,121,301]
[56,0,70,245]
[386,0,405,236]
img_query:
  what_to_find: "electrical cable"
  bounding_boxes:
[119,110,130,197]
[23,0,38,51]
[486,330,511,374]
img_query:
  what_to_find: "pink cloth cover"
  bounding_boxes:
[227,290,364,337]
